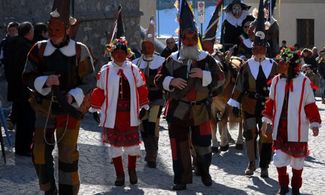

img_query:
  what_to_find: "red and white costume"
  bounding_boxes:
[262,73,321,169]
[91,60,148,158]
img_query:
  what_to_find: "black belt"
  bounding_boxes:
[179,98,209,106]
[244,91,267,101]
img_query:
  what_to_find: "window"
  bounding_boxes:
[297,19,314,48]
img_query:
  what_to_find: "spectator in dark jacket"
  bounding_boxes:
[4,21,35,156]
[160,37,178,58]
[317,49,325,103]
[33,22,48,42]
[0,21,19,127]
[302,48,317,73]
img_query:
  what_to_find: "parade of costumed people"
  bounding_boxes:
[0,0,325,194]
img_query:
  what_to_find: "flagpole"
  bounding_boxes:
[157,0,160,37]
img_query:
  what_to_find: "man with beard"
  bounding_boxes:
[227,0,278,178]
[155,1,224,189]
[221,0,254,54]
[22,0,95,194]
[132,18,165,168]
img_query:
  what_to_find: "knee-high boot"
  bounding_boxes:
[292,168,303,195]
[112,156,124,186]
[128,155,138,184]
[276,166,289,195]
[197,153,212,186]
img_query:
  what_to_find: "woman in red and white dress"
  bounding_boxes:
[261,48,321,195]
[91,38,148,186]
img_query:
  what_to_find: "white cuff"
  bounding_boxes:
[162,76,175,92]
[68,87,85,108]
[202,70,212,87]
[262,117,273,124]
[89,107,101,113]
[227,98,240,108]
[310,122,321,129]
[34,76,51,96]
[141,104,150,110]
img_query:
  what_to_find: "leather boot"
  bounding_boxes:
[276,167,289,194]
[197,154,212,186]
[112,156,125,186]
[277,187,289,195]
[291,169,303,195]
[260,168,269,178]
[128,155,138,184]
[172,184,186,191]
[128,169,138,185]
[292,188,300,195]
[244,161,256,175]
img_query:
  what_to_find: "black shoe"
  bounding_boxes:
[219,144,229,151]
[276,186,289,195]
[201,174,212,186]
[172,184,186,191]
[292,188,300,195]
[211,146,219,153]
[193,166,201,176]
[15,151,32,157]
[128,170,138,185]
[260,168,269,178]
[235,143,243,150]
[147,161,156,168]
[44,188,57,195]
[115,175,125,186]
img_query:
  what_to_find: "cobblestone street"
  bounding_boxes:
[1,100,325,195]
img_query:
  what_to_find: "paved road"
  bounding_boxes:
[1,100,325,195]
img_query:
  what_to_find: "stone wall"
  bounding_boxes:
[0,0,142,65]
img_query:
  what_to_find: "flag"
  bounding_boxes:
[203,0,223,43]
[107,5,125,44]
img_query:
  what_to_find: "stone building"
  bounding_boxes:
[0,0,143,65]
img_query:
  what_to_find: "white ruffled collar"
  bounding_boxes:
[225,10,249,27]
[133,54,165,70]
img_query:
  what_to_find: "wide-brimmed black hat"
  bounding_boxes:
[223,0,251,12]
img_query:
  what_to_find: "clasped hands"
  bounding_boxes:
[45,74,73,104]
[170,68,203,90]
